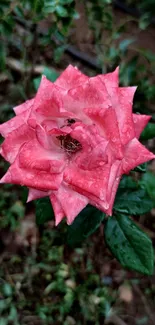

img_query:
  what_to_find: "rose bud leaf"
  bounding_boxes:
[67,205,105,247]
[35,197,54,226]
[104,214,154,275]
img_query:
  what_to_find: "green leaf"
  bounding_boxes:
[105,214,154,275]
[134,162,147,173]
[33,77,41,91]
[140,122,155,140]
[67,205,105,247]
[56,5,68,17]
[60,0,74,4]
[114,188,153,215]
[43,67,59,82]
[33,67,59,90]
[118,175,138,190]
[53,45,67,63]
[119,38,135,52]
[139,13,150,30]
[35,197,54,226]
[140,171,155,203]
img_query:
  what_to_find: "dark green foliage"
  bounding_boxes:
[105,214,154,275]
[0,227,112,324]
[33,67,59,90]
[118,175,138,190]
[140,123,155,140]
[67,205,105,247]
[114,188,153,215]
[0,185,26,230]
[141,171,155,203]
[134,162,147,172]
[114,172,154,216]
[0,0,76,74]
[35,197,54,226]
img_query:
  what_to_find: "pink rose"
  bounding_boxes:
[0,65,154,225]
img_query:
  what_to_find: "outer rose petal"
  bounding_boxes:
[27,188,50,202]
[123,138,155,173]
[88,168,121,215]
[0,124,35,163]
[32,76,79,122]
[62,76,111,124]
[108,86,136,145]
[98,66,119,93]
[55,65,88,90]
[0,159,63,191]
[105,160,122,215]
[64,162,111,204]
[50,194,65,225]
[34,76,63,116]
[66,182,110,213]
[133,114,151,138]
[52,184,89,225]
[14,98,34,115]
[0,108,31,137]
[106,172,122,215]
[64,159,122,216]
[107,160,122,202]
[68,76,111,110]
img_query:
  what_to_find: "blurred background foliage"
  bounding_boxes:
[0,0,155,324]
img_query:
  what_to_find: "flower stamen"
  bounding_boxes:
[56,134,82,154]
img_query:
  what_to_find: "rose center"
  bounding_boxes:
[57,134,82,154]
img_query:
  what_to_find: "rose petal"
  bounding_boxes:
[0,124,35,163]
[52,183,88,225]
[55,65,88,90]
[27,188,50,202]
[34,75,64,117]
[19,139,65,173]
[68,76,111,110]
[106,172,122,216]
[99,66,119,93]
[36,124,57,150]
[70,122,105,151]
[107,160,122,201]
[13,98,34,115]
[133,114,151,138]
[109,86,137,145]
[85,107,123,159]
[0,108,31,137]
[67,182,109,213]
[64,162,111,203]
[41,119,59,132]
[123,138,155,173]
[50,193,65,225]
[0,159,63,191]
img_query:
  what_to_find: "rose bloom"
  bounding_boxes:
[0,65,154,225]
